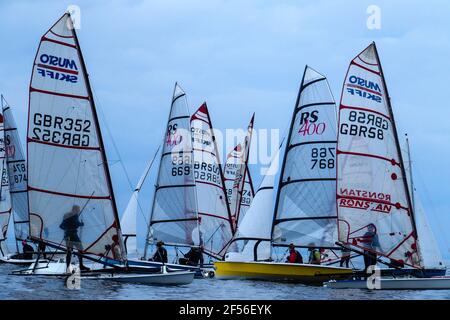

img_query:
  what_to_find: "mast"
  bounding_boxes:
[271,67,306,240]
[405,134,415,212]
[69,13,121,230]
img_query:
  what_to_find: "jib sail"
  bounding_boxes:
[27,13,125,261]
[336,42,421,267]
[273,66,339,249]
[1,96,29,242]
[146,83,199,251]
[191,103,233,258]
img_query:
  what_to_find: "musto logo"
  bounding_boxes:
[346,76,382,103]
[36,54,79,83]
[338,188,392,214]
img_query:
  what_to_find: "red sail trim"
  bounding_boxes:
[356,54,379,66]
[340,104,391,120]
[337,149,400,167]
[196,180,223,190]
[346,84,382,97]
[27,138,101,151]
[351,61,381,76]
[37,63,79,75]
[49,29,74,39]
[30,87,89,100]
[28,186,111,200]
[385,231,415,257]
[336,194,408,211]
[198,212,229,221]
[41,36,77,49]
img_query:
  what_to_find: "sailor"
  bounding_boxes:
[286,243,303,263]
[359,224,380,273]
[151,240,168,263]
[111,234,123,261]
[308,246,321,265]
[22,240,35,260]
[340,247,351,268]
[59,205,90,271]
[179,246,204,266]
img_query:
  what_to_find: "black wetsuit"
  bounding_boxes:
[22,243,35,260]
[152,247,168,263]
[180,249,204,266]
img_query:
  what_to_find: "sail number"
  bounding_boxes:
[311,147,335,169]
[31,113,91,147]
[171,154,192,176]
[339,110,388,140]
[11,162,27,184]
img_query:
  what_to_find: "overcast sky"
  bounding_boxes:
[1,0,449,259]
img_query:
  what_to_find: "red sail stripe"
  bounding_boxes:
[37,63,79,75]
[28,186,111,200]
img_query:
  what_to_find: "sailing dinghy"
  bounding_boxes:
[325,42,448,290]
[0,96,43,265]
[13,12,194,285]
[215,66,353,284]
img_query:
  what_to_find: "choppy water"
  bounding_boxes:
[1,263,450,300]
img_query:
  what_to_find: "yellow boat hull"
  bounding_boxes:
[214,261,354,284]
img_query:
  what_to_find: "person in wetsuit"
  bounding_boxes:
[286,243,303,263]
[151,240,168,263]
[59,205,89,271]
[179,246,204,266]
[22,240,35,260]
[360,224,380,274]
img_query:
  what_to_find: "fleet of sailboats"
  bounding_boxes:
[0,11,447,290]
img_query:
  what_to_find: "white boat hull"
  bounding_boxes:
[84,271,195,285]
[325,277,450,290]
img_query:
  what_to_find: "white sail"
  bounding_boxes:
[273,66,339,249]
[121,148,157,257]
[0,108,12,256]
[224,142,255,229]
[147,83,199,249]
[1,96,29,242]
[191,103,233,258]
[225,146,282,262]
[336,43,421,268]
[226,116,254,231]
[403,139,444,270]
[27,13,125,261]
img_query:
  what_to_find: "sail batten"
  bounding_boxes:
[27,13,124,261]
[336,43,421,268]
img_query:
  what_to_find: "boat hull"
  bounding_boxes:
[325,277,450,290]
[214,261,353,284]
[84,271,195,285]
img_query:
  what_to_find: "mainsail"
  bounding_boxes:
[191,103,233,258]
[273,66,339,249]
[0,107,12,255]
[224,142,255,229]
[226,116,254,231]
[336,42,421,267]
[146,83,199,253]
[1,96,29,242]
[27,13,125,261]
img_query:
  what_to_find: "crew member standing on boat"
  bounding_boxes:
[151,240,168,263]
[360,224,380,273]
[59,205,89,271]
[286,243,303,263]
[340,247,351,268]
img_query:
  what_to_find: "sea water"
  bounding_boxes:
[1,264,450,300]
